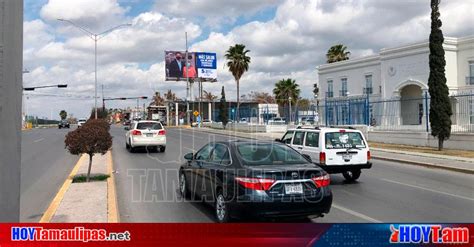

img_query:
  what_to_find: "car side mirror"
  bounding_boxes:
[184,153,194,160]
[302,154,312,162]
[124,126,130,131]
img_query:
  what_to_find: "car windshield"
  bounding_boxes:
[78,119,86,122]
[136,122,162,130]
[236,143,309,166]
[325,131,366,149]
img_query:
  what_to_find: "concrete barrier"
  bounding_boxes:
[368,131,474,151]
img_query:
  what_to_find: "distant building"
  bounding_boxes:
[317,36,474,129]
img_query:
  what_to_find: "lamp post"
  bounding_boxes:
[57,19,131,119]
[288,96,292,124]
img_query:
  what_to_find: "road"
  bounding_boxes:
[20,127,79,222]
[111,126,474,223]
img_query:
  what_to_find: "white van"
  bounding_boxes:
[277,126,372,181]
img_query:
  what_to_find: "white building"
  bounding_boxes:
[317,36,474,130]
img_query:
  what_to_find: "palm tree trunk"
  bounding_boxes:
[236,79,240,122]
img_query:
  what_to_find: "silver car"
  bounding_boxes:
[125,120,166,152]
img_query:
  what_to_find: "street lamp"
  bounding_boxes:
[23,84,68,91]
[57,19,131,119]
[288,96,292,124]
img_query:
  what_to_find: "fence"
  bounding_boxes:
[209,92,474,133]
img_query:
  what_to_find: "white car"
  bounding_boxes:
[278,126,372,181]
[125,120,166,152]
[77,119,87,128]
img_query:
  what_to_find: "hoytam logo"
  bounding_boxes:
[390,224,469,244]
[11,227,131,242]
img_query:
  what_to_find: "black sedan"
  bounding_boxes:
[179,140,332,222]
[58,120,70,129]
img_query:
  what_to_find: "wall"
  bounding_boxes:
[0,0,23,222]
[456,38,474,90]
[368,131,474,151]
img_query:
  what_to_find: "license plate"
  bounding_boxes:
[342,154,352,160]
[284,183,303,194]
[146,133,153,137]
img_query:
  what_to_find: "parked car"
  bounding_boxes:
[202,119,213,127]
[58,120,70,129]
[239,118,248,123]
[125,120,166,152]
[179,140,332,222]
[77,119,87,128]
[277,126,372,182]
[268,117,286,125]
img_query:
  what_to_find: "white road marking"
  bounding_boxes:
[331,203,382,223]
[380,178,474,202]
[33,138,44,143]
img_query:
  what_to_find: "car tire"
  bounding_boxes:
[125,141,130,149]
[159,146,166,152]
[342,170,361,182]
[179,172,190,199]
[215,190,230,223]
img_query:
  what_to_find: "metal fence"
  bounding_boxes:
[210,92,474,133]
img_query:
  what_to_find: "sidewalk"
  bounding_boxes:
[190,127,474,174]
[40,151,118,223]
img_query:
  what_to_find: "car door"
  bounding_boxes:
[280,130,295,145]
[192,143,214,197]
[201,143,230,202]
[291,131,306,153]
[301,131,320,163]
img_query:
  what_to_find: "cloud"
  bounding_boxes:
[23,0,474,119]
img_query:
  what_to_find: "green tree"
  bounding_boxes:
[326,44,350,63]
[219,86,229,129]
[65,119,112,182]
[273,79,300,120]
[225,44,251,122]
[428,0,452,151]
[297,98,311,110]
[59,110,67,120]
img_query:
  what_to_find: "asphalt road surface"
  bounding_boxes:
[20,127,79,222]
[111,126,474,223]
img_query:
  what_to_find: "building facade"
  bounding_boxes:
[317,36,474,131]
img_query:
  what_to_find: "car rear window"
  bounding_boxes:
[325,131,366,149]
[236,143,309,166]
[136,122,162,130]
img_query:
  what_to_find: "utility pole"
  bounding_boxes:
[185,32,190,125]
[0,0,23,222]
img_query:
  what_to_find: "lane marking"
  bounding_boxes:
[33,138,44,143]
[380,178,474,202]
[332,203,382,223]
[39,154,85,223]
[107,151,119,223]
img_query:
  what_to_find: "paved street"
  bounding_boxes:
[111,126,474,223]
[20,127,79,222]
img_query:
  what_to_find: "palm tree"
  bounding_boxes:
[326,44,350,63]
[203,90,218,102]
[225,44,251,122]
[273,78,300,120]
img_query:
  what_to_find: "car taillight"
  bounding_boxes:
[311,173,330,188]
[367,150,371,161]
[131,130,142,136]
[235,177,275,191]
[158,129,166,135]
[319,152,326,165]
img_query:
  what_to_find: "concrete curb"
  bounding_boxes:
[372,155,474,175]
[107,150,119,223]
[370,147,474,163]
[39,154,85,223]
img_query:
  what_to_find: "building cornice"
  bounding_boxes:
[317,55,380,74]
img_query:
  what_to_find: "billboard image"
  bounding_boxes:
[196,52,217,80]
[165,51,197,81]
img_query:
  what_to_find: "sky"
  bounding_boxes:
[23,0,474,120]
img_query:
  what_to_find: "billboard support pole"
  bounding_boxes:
[185,32,190,126]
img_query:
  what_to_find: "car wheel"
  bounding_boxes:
[179,172,190,199]
[342,170,361,182]
[159,146,166,152]
[215,190,230,223]
[125,141,130,149]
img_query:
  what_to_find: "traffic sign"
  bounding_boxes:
[193,111,199,117]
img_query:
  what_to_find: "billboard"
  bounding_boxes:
[165,51,197,81]
[165,51,217,81]
[196,52,217,80]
